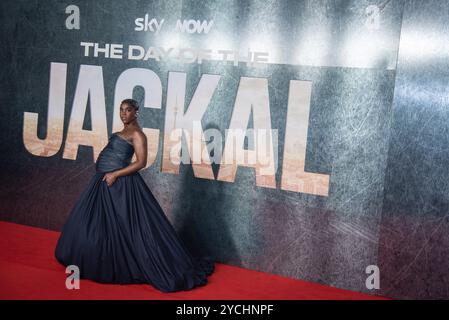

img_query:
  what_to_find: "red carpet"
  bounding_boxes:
[0,221,387,300]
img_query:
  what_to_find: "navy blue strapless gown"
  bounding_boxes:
[55,133,214,292]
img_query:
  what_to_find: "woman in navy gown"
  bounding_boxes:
[55,98,214,292]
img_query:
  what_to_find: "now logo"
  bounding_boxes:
[176,19,214,34]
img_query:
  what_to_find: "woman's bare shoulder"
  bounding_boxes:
[131,128,147,141]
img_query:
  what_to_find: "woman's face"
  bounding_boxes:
[120,103,136,124]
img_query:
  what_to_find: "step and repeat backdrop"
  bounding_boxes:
[1,0,448,299]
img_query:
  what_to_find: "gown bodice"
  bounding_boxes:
[95,133,134,173]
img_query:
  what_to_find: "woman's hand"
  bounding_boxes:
[102,172,118,187]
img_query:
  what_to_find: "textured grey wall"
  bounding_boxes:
[378,0,449,299]
[0,0,448,299]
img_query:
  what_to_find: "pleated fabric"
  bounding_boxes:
[55,133,214,292]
